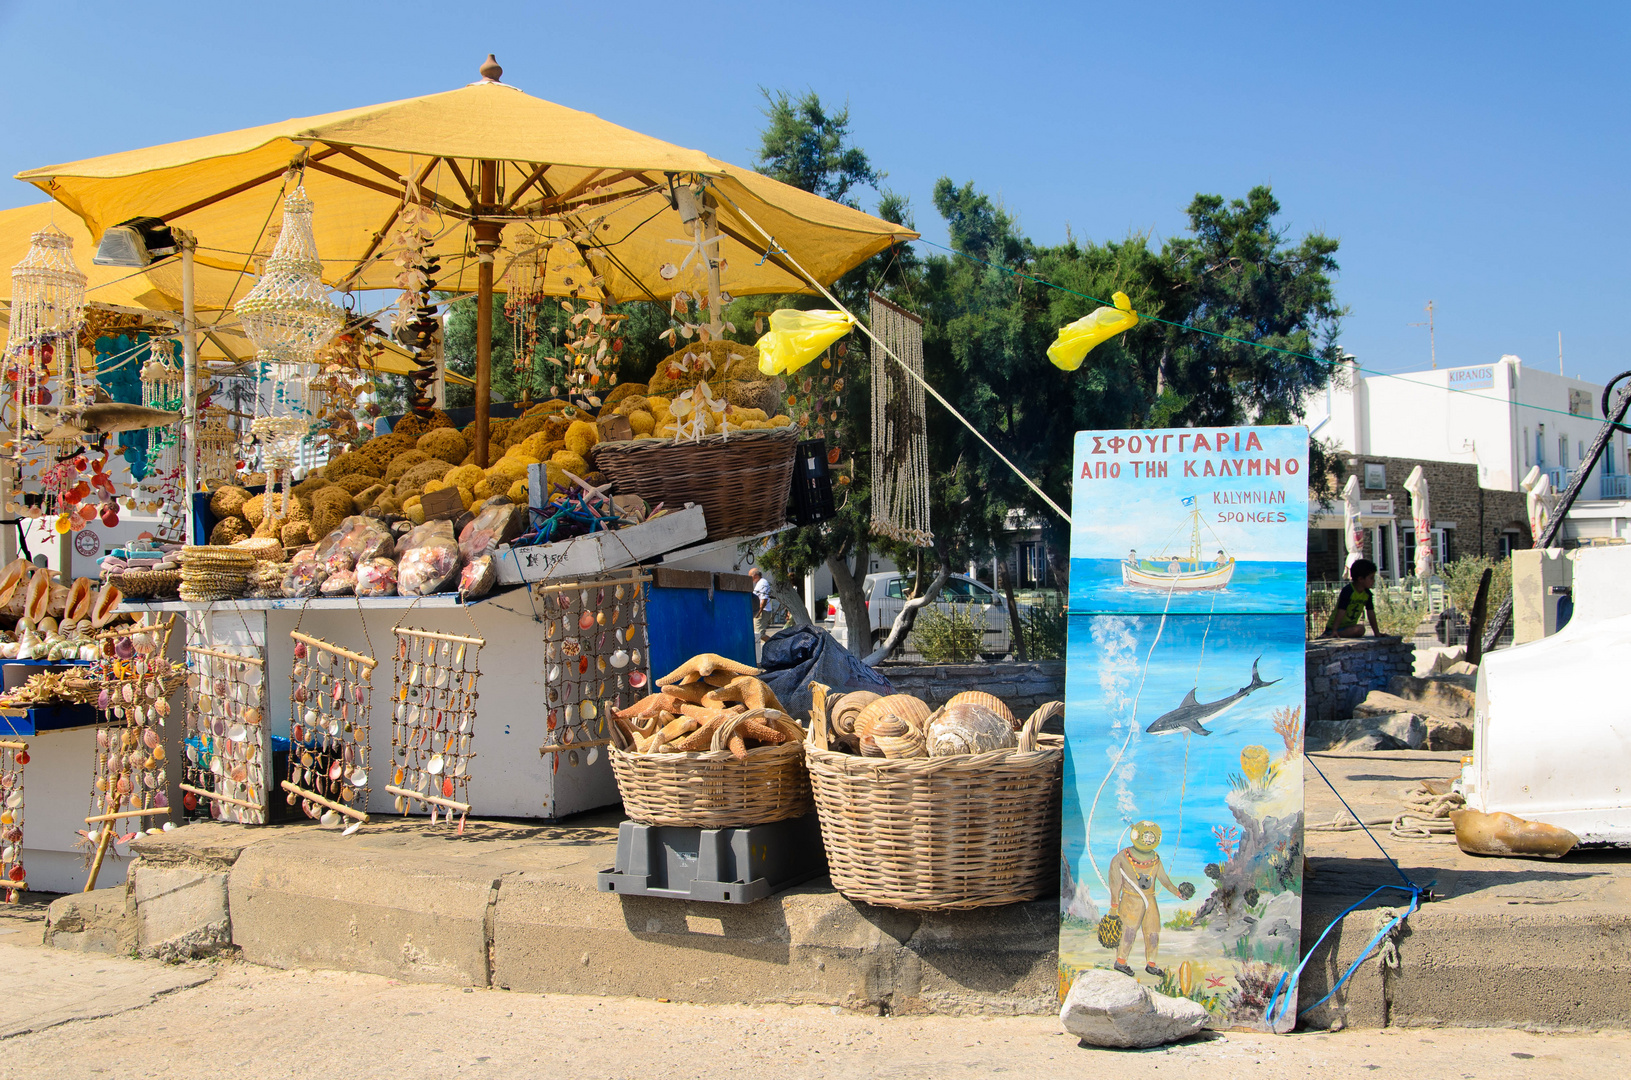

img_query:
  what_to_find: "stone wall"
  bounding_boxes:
[876,660,1066,714]
[1304,636,1416,727]
[1311,454,1533,576]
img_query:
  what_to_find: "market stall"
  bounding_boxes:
[1,57,915,891]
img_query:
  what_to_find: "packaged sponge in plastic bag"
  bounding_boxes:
[1046,292,1138,371]
[755,309,855,376]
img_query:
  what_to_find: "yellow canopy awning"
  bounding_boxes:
[0,201,454,380]
[17,81,917,303]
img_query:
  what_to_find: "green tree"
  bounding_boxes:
[756,90,881,208]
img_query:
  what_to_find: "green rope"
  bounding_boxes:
[914,237,1597,426]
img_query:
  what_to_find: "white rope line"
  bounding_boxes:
[708,186,1070,524]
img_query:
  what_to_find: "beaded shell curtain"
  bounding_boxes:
[868,293,932,548]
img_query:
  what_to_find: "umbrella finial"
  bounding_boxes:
[479,54,503,83]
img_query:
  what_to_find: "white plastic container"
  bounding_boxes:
[1466,545,1631,844]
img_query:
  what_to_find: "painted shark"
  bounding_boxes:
[1144,658,1280,736]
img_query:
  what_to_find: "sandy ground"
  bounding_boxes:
[0,912,1622,1080]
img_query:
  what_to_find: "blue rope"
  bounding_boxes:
[1263,756,1433,1031]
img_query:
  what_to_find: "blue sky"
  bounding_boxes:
[2,1,1626,386]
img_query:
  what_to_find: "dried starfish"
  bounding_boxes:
[657,653,760,686]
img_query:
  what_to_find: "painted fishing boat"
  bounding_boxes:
[1122,503,1234,590]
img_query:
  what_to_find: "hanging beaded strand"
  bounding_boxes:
[0,739,28,900]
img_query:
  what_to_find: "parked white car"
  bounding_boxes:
[829,572,1025,658]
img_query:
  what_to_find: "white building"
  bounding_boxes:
[1305,355,1631,545]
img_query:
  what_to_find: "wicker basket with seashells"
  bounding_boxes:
[805,683,1063,910]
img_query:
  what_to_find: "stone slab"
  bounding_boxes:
[133,862,231,960]
[44,887,136,955]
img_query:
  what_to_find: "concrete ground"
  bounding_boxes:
[30,749,1631,1029]
[0,916,1624,1080]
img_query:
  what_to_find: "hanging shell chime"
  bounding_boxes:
[5,224,88,443]
[235,183,343,515]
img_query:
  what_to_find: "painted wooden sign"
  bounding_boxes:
[1060,425,1308,1032]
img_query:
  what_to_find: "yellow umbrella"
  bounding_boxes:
[16,58,916,462]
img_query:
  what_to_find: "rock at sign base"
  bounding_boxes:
[1061,968,1208,1049]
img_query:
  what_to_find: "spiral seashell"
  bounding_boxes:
[926,703,1017,757]
[853,694,931,740]
[944,691,1017,730]
[830,691,881,736]
[870,716,927,759]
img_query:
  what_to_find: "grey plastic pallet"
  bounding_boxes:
[597,814,826,904]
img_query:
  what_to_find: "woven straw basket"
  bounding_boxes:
[609,740,812,828]
[805,686,1063,910]
[590,428,798,541]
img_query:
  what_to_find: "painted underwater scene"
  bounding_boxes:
[1059,613,1305,1030]
[1061,426,1307,1032]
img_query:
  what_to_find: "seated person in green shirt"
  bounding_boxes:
[1325,558,1382,638]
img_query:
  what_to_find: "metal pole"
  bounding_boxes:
[1482,371,1631,651]
[180,233,199,544]
[473,161,499,469]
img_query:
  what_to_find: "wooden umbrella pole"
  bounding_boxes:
[473,158,501,469]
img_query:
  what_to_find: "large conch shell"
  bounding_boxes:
[0,558,30,607]
[90,582,124,628]
[868,715,927,759]
[23,570,51,624]
[47,581,69,618]
[944,691,1017,730]
[926,702,1017,757]
[65,577,95,622]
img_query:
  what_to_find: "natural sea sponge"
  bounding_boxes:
[354,483,386,508]
[628,410,655,436]
[357,432,415,465]
[280,521,314,548]
[445,463,484,491]
[396,458,454,496]
[564,420,599,459]
[310,486,357,541]
[324,451,382,480]
[385,449,432,482]
[209,486,252,519]
[334,473,379,497]
[550,450,589,477]
[601,382,647,412]
[291,475,335,500]
[243,493,267,527]
[418,427,468,465]
[613,394,651,417]
[209,516,251,545]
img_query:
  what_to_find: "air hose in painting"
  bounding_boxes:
[1263,755,1434,1032]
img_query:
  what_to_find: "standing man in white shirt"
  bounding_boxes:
[749,567,778,656]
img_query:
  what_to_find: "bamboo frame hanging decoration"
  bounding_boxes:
[83,616,178,888]
[284,630,377,832]
[868,292,933,547]
[181,641,269,825]
[0,740,27,899]
[534,572,651,765]
[388,626,484,831]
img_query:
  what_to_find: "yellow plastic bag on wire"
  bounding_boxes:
[1046,291,1138,371]
[755,309,856,376]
